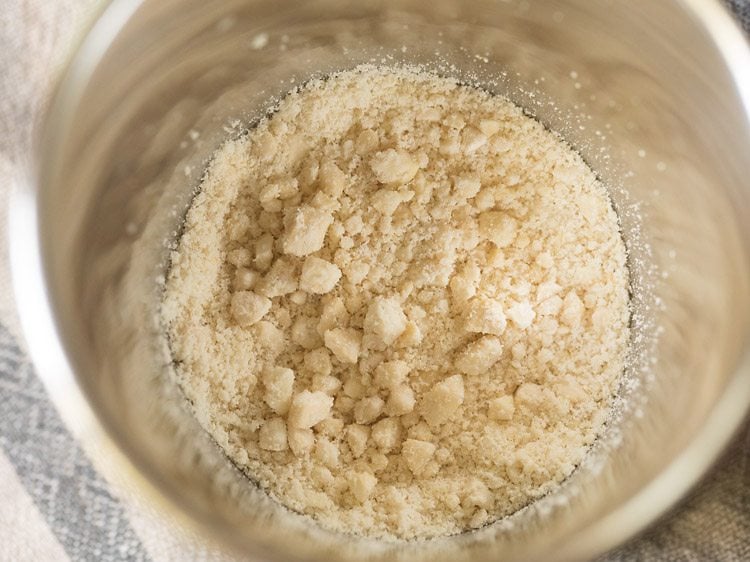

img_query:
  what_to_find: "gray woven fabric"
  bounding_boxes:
[0,325,150,562]
[0,1,748,561]
[728,0,750,31]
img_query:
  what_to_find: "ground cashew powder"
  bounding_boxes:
[162,66,630,540]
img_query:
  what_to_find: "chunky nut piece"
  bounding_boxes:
[299,158,319,187]
[230,291,271,326]
[408,421,433,442]
[397,321,422,348]
[344,259,369,285]
[347,471,378,503]
[462,127,488,153]
[259,178,299,211]
[370,453,389,473]
[386,384,416,416]
[346,424,370,457]
[304,348,332,376]
[554,379,588,403]
[227,248,252,267]
[287,390,334,429]
[374,360,409,389]
[262,366,295,415]
[478,119,502,136]
[310,191,339,212]
[228,215,250,242]
[289,290,307,305]
[254,321,285,352]
[591,306,610,330]
[462,479,492,509]
[311,465,334,487]
[234,267,259,291]
[507,300,536,329]
[259,417,288,451]
[299,256,342,294]
[257,258,298,298]
[401,439,436,475]
[400,411,421,430]
[371,417,401,452]
[314,437,340,468]
[420,375,464,427]
[464,297,507,336]
[537,295,563,316]
[488,395,515,421]
[453,176,481,199]
[515,382,545,407]
[450,262,481,303]
[343,214,364,235]
[561,291,585,327]
[324,328,362,364]
[355,129,379,154]
[317,296,348,336]
[283,133,308,165]
[282,205,334,256]
[536,251,555,269]
[417,106,442,121]
[536,280,562,302]
[439,135,461,156]
[478,212,518,248]
[254,233,274,271]
[311,374,341,395]
[445,114,465,129]
[354,396,385,425]
[364,297,407,346]
[455,336,504,376]
[370,149,419,185]
[371,189,404,216]
[511,341,527,360]
[343,376,366,400]
[255,131,277,162]
[319,161,347,197]
[315,417,344,437]
[287,427,314,456]
[291,316,322,350]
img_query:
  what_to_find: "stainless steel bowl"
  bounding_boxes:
[10,0,750,560]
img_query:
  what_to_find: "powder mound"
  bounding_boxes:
[162,66,630,540]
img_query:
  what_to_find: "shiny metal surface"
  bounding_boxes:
[10,0,750,560]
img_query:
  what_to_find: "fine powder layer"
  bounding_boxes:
[162,66,630,540]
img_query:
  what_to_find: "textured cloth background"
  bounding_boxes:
[0,1,748,560]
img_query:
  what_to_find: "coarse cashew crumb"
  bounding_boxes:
[162,66,629,540]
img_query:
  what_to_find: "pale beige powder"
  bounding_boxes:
[162,66,630,540]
